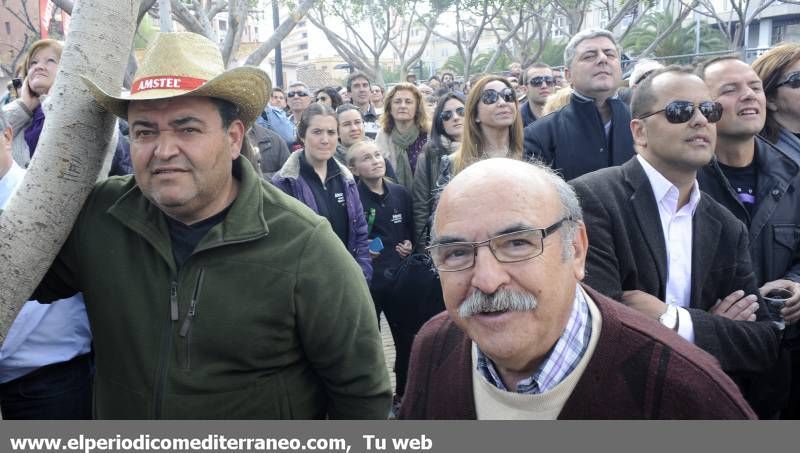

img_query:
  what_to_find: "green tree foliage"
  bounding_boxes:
[622,10,728,62]
[134,14,157,49]
[538,39,567,67]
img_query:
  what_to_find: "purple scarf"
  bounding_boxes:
[24,105,45,157]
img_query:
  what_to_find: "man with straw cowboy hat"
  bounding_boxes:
[30,32,391,419]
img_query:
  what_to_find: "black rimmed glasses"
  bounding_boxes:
[440,106,465,121]
[528,76,556,87]
[637,100,723,124]
[427,218,573,272]
[776,72,800,89]
[481,87,516,105]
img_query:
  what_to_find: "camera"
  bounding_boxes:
[12,78,22,89]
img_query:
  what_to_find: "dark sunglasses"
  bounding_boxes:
[776,72,800,89]
[528,76,556,87]
[440,106,465,121]
[287,90,309,98]
[637,100,723,124]
[481,88,516,105]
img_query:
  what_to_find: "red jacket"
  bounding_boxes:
[398,285,756,419]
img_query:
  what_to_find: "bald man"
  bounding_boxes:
[399,158,755,419]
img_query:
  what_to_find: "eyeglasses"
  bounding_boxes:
[287,90,309,98]
[528,76,556,87]
[427,218,572,272]
[440,106,465,121]
[776,72,800,89]
[637,100,723,124]
[481,88,516,105]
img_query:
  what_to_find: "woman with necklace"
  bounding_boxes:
[374,83,429,191]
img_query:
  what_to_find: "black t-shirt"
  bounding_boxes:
[299,152,349,245]
[165,205,231,269]
[718,159,758,217]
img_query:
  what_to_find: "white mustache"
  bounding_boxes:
[459,287,538,318]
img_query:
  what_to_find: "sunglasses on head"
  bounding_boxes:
[528,76,556,87]
[440,106,465,121]
[637,100,723,124]
[287,90,309,98]
[481,88,516,105]
[776,72,800,89]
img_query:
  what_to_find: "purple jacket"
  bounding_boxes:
[272,151,372,282]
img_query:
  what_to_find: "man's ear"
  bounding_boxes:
[630,118,647,149]
[564,67,572,84]
[227,119,246,160]
[572,221,589,281]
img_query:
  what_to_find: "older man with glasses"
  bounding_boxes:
[398,157,755,419]
[571,65,780,416]
[286,81,312,127]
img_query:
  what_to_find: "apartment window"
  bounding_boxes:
[553,16,567,38]
[299,43,308,50]
[4,21,10,35]
[219,20,227,31]
[773,17,800,45]
[302,32,307,39]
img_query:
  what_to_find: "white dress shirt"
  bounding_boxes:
[0,162,92,382]
[637,155,697,343]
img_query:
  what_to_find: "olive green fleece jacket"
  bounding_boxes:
[33,157,391,419]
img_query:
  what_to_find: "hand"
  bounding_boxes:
[620,290,667,321]
[710,290,758,321]
[395,240,413,258]
[760,279,800,325]
[19,75,41,112]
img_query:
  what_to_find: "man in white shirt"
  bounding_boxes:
[571,66,780,407]
[0,110,92,419]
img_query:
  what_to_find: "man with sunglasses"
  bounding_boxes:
[520,63,554,127]
[524,29,634,181]
[696,56,800,419]
[286,81,312,129]
[571,66,780,413]
[399,157,754,419]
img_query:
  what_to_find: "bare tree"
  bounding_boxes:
[388,0,436,80]
[0,0,140,339]
[306,0,400,86]
[551,0,593,35]
[424,0,503,79]
[484,0,549,70]
[244,0,316,66]
[638,0,699,57]
[685,0,777,49]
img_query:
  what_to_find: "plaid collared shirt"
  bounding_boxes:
[476,285,592,394]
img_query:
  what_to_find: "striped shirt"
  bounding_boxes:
[476,286,592,394]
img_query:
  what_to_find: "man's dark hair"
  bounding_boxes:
[522,62,551,85]
[210,97,241,128]
[695,54,742,80]
[272,87,284,95]
[429,75,440,83]
[630,65,695,119]
[346,72,371,92]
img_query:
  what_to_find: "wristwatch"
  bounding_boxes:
[659,304,679,331]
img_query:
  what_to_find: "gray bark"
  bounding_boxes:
[0,0,140,341]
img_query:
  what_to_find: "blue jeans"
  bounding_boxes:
[0,353,93,419]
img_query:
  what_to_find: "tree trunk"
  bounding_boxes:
[0,0,140,341]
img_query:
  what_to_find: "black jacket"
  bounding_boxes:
[698,137,800,286]
[524,92,634,181]
[571,158,779,379]
[357,179,414,290]
[520,101,538,128]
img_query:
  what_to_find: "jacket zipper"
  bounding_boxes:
[179,268,205,370]
[154,279,179,418]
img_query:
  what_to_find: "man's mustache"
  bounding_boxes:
[459,287,538,318]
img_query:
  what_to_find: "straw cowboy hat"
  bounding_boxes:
[82,32,271,126]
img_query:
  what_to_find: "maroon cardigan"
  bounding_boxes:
[398,285,757,419]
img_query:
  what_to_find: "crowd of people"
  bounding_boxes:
[1,27,799,420]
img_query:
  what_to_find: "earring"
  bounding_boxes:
[475,118,481,123]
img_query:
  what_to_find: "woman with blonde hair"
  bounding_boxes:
[752,42,800,164]
[542,86,573,116]
[374,82,429,190]
[446,75,524,178]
